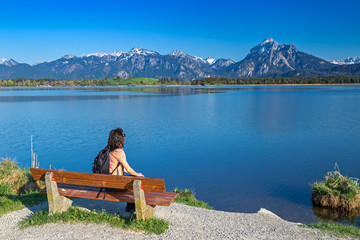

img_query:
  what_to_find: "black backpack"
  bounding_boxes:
[92,146,111,174]
[92,146,120,174]
[92,146,121,198]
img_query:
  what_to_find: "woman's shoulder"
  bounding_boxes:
[111,148,124,154]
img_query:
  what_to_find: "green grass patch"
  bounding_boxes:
[305,222,360,238]
[108,77,159,85]
[173,188,213,210]
[312,168,359,200]
[72,77,160,86]
[0,158,47,216]
[0,190,47,216]
[18,207,168,235]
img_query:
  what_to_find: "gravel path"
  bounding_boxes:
[0,199,352,240]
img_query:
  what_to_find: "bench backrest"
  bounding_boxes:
[30,168,166,192]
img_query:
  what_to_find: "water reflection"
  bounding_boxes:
[0,86,223,94]
[312,206,360,224]
[0,87,224,102]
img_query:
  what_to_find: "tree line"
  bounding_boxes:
[190,76,360,85]
[0,76,360,87]
[0,78,140,87]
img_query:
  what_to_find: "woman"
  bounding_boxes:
[108,128,143,211]
[108,128,144,177]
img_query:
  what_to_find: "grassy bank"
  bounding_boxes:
[18,188,211,235]
[107,77,159,85]
[305,222,360,238]
[18,207,168,234]
[0,158,47,216]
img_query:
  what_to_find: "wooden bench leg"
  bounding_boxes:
[45,172,73,214]
[133,180,154,220]
[146,204,155,219]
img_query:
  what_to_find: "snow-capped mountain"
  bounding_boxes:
[0,47,218,80]
[227,38,334,78]
[1,40,359,80]
[206,57,216,65]
[81,52,123,58]
[170,50,208,64]
[0,58,18,67]
[329,57,360,65]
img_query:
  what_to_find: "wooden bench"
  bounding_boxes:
[30,168,178,220]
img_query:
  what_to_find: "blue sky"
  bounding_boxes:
[0,0,359,64]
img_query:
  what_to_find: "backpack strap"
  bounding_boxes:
[96,187,104,199]
[111,162,121,174]
[109,151,123,175]
[96,157,121,199]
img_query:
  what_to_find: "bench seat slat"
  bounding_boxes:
[31,168,166,192]
[40,183,178,206]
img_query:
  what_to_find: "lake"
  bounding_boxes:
[1,85,360,225]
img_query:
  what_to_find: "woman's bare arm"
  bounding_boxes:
[118,151,144,177]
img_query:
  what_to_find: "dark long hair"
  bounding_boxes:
[107,128,125,151]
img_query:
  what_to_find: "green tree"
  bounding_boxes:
[7,80,14,86]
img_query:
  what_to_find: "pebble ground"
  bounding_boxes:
[0,199,354,239]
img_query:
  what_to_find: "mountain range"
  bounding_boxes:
[329,57,360,65]
[1,38,360,80]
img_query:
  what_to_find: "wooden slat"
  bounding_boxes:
[40,183,178,206]
[31,168,166,192]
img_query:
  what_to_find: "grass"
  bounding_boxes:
[305,222,360,238]
[18,207,169,234]
[0,157,47,216]
[0,157,33,194]
[172,188,213,209]
[312,165,359,200]
[0,190,47,216]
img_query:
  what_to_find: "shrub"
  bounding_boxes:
[312,163,360,211]
[173,188,213,209]
[0,157,42,195]
[0,157,47,216]
[312,167,359,201]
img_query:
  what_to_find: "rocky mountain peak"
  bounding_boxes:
[248,38,280,56]
[82,51,124,59]
[170,50,187,57]
[329,56,360,65]
[206,57,216,65]
[0,58,18,66]
[260,38,279,49]
[62,54,76,59]
[261,38,275,45]
[129,47,156,56]
[130,46,143,53]
[231,38,333,78]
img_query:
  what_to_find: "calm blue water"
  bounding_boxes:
[1,86,360,224]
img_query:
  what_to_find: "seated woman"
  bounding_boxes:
[108,128,144,211]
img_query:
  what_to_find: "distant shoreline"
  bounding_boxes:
[1,83,360,88]
[1,76,360,87]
